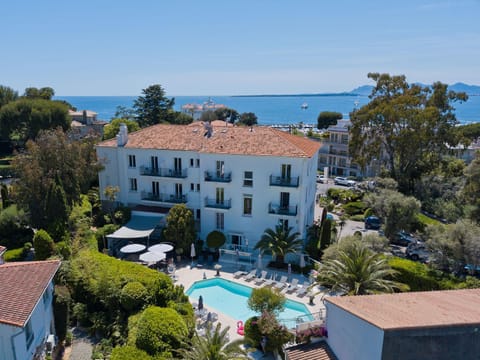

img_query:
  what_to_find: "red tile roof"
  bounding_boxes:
[97,123,320,158]
[0,260,61,327]
[325,289,480,330]
[285,340,337,360]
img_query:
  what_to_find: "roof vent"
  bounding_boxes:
[204,122,213,138]
[117,123,128,146]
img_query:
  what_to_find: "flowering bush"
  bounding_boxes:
[295,325,327,343]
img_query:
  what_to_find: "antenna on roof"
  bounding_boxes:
[204,122,213,138]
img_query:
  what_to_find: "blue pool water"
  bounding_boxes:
[185,278,313,327]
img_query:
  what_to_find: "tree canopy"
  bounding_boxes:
[103,118,140,140]
[349,73,468,193]
[238,112,258,126]
[254,225,302,264]
[162,204,196,255]
[317,111,342,129]
[133,84,175,127]
[23,86,55,100]
[0,85,18,109]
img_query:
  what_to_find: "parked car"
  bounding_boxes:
[334,176,356,187]
[364,216,381,230]
[316,174,326,183]
[406,242,430,262]
[391,231,418,247]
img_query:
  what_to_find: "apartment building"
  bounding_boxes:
[96,121,320,250]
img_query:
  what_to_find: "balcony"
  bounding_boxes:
[268,203,298,216]
[140,166,187,178]
[141,191,187,204]
[204,197,232,209]
[269,175,299,187]
[204,171,232,183]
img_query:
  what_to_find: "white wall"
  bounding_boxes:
[96,145,318,251]
[0,282,55,360]
[326,302,384,360]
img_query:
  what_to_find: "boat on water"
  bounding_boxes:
[301,102,308,109]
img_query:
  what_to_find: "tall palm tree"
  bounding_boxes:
[254,225,303,264]
[315,242,407,295]
[178,323,249,360]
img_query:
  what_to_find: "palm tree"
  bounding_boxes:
[315,242,407,295]
[178,323,249,360]
[254,225,303,264]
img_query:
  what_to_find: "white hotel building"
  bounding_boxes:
[96,121,320,252]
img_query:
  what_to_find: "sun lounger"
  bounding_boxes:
[233,270,246,278]
[244,269,257,281]
[264,273,277,286]
[285,278,299,293]
[297,281,311,297]
[275,276,289,289]
[254,270,268,285]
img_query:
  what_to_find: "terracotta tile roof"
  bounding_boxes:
[97,123,320,158]
[325,289,480,330]
[285,340,337,360]
[0,260,61,327]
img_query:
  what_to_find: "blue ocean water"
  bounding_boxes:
[56,94,480,125]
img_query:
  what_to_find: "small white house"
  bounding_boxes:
[324,289,480,360]
[96,121,320,254]
[0,260,61,360]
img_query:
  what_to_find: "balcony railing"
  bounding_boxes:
[268,203,298,216]
[141,191,187,204]
[205,197,232,209]
[204,171,232,183]
[269,175,299,187]
[140,166,187,178]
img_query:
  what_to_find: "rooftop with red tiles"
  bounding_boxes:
[325,288,480,330]
[285,340,337,360]
[97,122,320,158]
[0,260,61,327]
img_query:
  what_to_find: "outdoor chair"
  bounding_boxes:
[285,278,299,293]
[264,273,277,286]
[297,281,311,297]
[233,270,246,278]
[254,270,268,285]
[275,275,289,289]
[244,269,257,281]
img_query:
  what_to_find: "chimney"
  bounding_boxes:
[116,123,128,146]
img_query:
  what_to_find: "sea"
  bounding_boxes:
[55,94,480,126]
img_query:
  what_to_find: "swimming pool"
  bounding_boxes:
[185,277,313,327]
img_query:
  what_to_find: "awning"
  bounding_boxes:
[107,216,162,240]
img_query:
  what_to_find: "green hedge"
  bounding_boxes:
[389,257,441,291]
[110,346,152,360]
[4,247,24,262]
[342,201,366,216]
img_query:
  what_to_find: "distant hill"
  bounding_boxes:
[349,82,480,96]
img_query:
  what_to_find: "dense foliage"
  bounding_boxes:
[254,225,302,264]
[247,287,286,315]
[133,84,175,127]
[33,229,55,260]
[349,73,467,193]
[103,118,140,140]
[317,111,342,129]
[163,204,196,255]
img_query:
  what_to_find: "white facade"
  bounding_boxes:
[0,282,56,360]
[96,124,319,251]
[325,301,384,360]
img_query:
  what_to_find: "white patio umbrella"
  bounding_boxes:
[120,244,146,254]
[139,251,166,263]
[257,253,263,270]
[148,243,174,254]
[190,243,196,268]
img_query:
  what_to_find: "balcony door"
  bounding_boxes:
[281,164,291,179]
[174,158,182,173]
[216,187,225,205]
[175,183,183,198]
[216,160,225,178]
[151,156,159,173]
[280,192,290,209]
[152,181,160,197]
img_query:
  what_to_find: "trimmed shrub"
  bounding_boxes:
[206,230,226,248]
[343,201,366,216]
[33,229,55,260]
[244,316,261,348]
[54,286,71,342]
[120,282,149,312]
[4,247,24,262]
[388,257,440,291]
[110,346,152,360]
[134,306,188,356]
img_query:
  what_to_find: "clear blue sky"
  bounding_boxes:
[2,0,479,96]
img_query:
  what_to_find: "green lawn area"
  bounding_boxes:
[416,212,443,227]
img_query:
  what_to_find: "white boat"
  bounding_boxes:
[301,102,308,109]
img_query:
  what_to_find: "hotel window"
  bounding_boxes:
[190,183,195,191]
[196,184,201,192]
[196,159,200,167]
[243,171,253,187]
[190,158,194,167]
[128,155,136,168]
[279,219,289,231]
[243,195,252,216]
[129,178,137,191]
[216,212,224,230]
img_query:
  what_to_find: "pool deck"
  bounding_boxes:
[173,259,327,346]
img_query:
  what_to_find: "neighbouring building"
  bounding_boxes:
[181,98,226,120]
[96,121,320,254]
[68,109,107,139]
[317,120,363,178]
[0,260,61,360]
[324,289,480,360]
